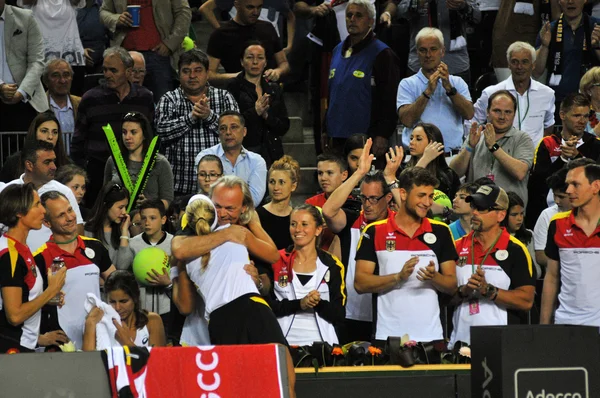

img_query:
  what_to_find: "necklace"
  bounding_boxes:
[51,236,78,245]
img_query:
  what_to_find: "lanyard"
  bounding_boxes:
[516,89,530,131]
[470,231,503,274]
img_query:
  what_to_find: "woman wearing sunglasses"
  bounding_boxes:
[104,112,174,209]
[85,183,133,270]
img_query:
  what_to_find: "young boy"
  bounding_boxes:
[306,154,356,251]
[533,167,573,270]
[448,182,479,240]
[130,199,174,330]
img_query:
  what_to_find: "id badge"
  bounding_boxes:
[486,172,495,182]
[469,299,480,315]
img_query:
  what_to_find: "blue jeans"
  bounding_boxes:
[141,51,175,103]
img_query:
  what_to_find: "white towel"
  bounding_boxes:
[84,293,122,350]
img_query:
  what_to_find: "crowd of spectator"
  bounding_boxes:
[0,0,600,385]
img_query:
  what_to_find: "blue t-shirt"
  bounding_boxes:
[449,220,467,240]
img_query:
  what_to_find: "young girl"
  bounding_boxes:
[104,112,174,209]
[256,155,300,250]
[84,183,133,269]
[0,111,70,183]
[406,122,461,200]
[83,270,166,350]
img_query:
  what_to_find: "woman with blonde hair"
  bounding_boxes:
[172,194,296,393]
[579,67,600,136]
[257,155,300,250]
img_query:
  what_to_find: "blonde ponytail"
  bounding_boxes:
[185,200,216,270]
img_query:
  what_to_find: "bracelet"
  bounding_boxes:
[457,285,468,299]
[382,11,391,18]
[465,145,474,153]
[490,289,499,301]
[422,91,431,99]
[120,235,130,240]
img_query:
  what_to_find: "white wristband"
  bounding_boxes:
[119,235,130,241]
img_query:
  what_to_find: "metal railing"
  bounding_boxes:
[0,132,74,165]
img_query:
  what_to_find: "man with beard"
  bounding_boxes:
[35,191,115,350]
[322,138,401,343]
[526,93,600,229]
[449,183,534,348]
[451,90,534,207]
[541,159,600,328]
[355,167,457,344]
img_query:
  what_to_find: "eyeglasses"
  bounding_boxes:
[470,203,502,213]
[356,194,386,204]
[132,68,146,75]
[198,172,222,181]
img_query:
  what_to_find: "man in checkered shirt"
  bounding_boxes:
[155,49,238,196]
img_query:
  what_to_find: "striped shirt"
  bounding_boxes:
[155,86,238,195]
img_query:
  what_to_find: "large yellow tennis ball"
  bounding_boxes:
[132,247,170,286]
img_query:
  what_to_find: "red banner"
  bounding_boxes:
[143,345,286,398]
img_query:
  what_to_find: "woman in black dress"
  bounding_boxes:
[227,40,290,167]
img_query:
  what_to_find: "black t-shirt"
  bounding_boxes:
[206,20,282,73]
[256,206,292,250]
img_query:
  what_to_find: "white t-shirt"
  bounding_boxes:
[2,176,84,252]
[20,0,86,66]
[186,224,258,319]
[534,204,559,251]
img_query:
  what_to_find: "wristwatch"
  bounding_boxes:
[387,180,400,190]
[446,87,457,96]
[483,284,498,300]
[488,143,500,153]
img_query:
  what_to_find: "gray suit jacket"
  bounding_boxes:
[3,5,48,113]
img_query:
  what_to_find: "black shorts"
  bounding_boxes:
[209,293,288,347]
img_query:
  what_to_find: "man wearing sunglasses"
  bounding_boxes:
[449,183,535,348]
[322,138,400,343]
[355,167,457,345]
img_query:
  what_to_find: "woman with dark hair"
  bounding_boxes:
[55,163,90,220]
[227,40,290,167]
[0,183,67,353]
[196,154,223,195]
[84,183,133,269]
[406,122,461,200]
[344,133,369,177]
[83,270,166,350]
[270,204,346,346]
[104,112,174,209]
[502,191,541,278]
[0,111,70,183]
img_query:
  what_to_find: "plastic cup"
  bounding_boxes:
[127,5,141,27]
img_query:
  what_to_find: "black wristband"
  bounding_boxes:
[422,91,431,99]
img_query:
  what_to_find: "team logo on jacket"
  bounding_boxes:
[386,238,396,252]
[457,256,467,267]
[278,264,289,288]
